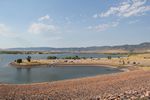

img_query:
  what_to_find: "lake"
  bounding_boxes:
[0,53,123,84]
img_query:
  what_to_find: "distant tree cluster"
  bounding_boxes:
[47,56,57,59]
[15,59,22,64]
[63,56,80,59]
[46,55,88,60]
[0,51,23,54]
[107,56,112,60]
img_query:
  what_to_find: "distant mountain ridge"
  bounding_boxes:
[4,42,150,53]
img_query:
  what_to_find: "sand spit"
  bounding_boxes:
[0,70,150,100]
[10,54,150,70]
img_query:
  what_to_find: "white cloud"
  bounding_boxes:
[88,22,119,32]
[38,15,50,21]
[99,0,150,18]
[28,23,57,34]
[29,15,60,34]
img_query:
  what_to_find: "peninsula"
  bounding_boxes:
[10,53,150,71]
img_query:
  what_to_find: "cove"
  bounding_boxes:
[0,54,124,84]
[0,65,122,84]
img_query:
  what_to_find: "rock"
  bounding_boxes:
[140,95,145,98]
[145,91,150,97]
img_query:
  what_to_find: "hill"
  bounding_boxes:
[4,42,150,53]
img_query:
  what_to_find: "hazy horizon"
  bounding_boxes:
[0,0,150,48]
[0,41,149,49]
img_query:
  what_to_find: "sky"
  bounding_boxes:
[0,0,150,48]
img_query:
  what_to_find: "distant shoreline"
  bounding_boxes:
[10,58,139,72]
[10,53,150,71]
[1,42,150,54]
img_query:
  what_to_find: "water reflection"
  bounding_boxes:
[26,68,31,82]
[16,68,22,81]
[16,68,31,83]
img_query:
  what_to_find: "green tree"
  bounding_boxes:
[16,59,22,64]
[47,56,57,59]
[26,56,31,62]
[64,55,80,59]
[107,56,112,60]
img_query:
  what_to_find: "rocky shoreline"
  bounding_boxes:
[0,70,150,100]
[100,90,150,100]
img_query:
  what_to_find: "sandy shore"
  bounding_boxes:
[0,70,150,99]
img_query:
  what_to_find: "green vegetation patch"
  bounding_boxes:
[63,56,81,59]
[47,56,57,59]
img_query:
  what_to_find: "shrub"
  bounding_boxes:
[38,52,43,54]
[122,60,125,65]
[81,57,86,59]
[133,62,136,64]
[64,56,80,59]
[90,57,93,59]
[16,59,22,63]
[26,56,31,62]
[47,56,57,59]
[107,56,112,60]
[73,56,80,59]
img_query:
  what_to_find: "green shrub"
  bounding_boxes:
[90,57,93,59]
[26,56,31,62]
[38,52,43,54]
[64,55,80,59]
[133,62,136,64]
[107,56,112,60]
[81,57,86,59]
[47,56,57,59]
[16,59,22,63]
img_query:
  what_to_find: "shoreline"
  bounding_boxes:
[0,70,150,99]
[2,63,130,85]
[0,69,126,85]
[10,53,150,71]
[10,57,141,72]
[10,62,133,72]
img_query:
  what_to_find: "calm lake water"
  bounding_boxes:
[0,53,123,84]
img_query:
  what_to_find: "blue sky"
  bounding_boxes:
[0,0,150,48]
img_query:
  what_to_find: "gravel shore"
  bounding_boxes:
[0,70,150,100]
